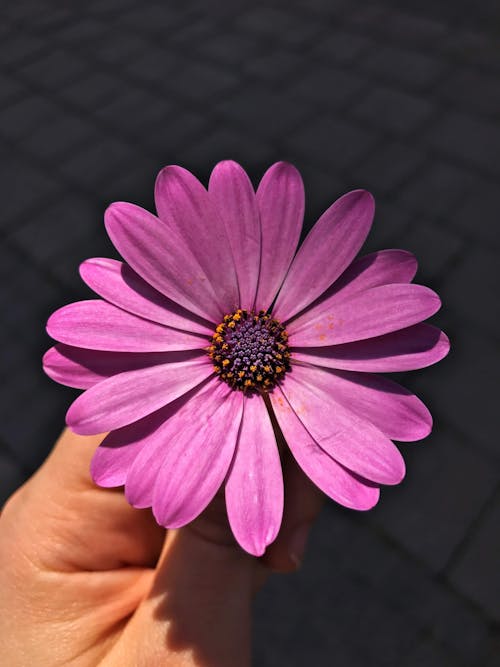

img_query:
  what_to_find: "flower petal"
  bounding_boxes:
[281,367,405,485]
[288,249,417,328]
[66,356,213,435]
[225,395,284,556]
[254,162,304,311]
[294,364,432,441]
[270,388,380,510]
[47,300,207,352]
[273,190,374,321]
[92,387,198,491]
[105,202,223,322]
[292,324,450,372]
[151,381,244,528]
[155,165,239,314]
[288,284,441,347]
[80,258,213,336]
[208,160,261,311]
[43,344,194,389]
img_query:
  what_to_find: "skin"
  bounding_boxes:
[0,428,323,666]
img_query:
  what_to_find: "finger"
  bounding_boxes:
[262,452,324,573]
[3,428,165,570]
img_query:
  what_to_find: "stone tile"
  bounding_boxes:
[91,32,149,65]
[442,29,500,71]
[165,61,238,101]
[403,639,461,667]
[198,31,260,65]
[216,87,311,139]
[359,44,449,90]
[362,200,413,253]
[288,65,367,110]
[236,7,324,46]
[93,88,174,136]
[372,431,497,572]
[396,160,477,217]
[312,30,374,64]
[397,219,463,280]
[0,97,62,141]
[352,87,436,137]
[1,33,47,67]
[377,10,448,47]
[412,326,499,461]
[60,72,125,110]
[439,68,500,117]
[1,154,61,227]
[55,17,107,45]
[20,115,100,160]
[425,111,500,176]
[245,52,307,84]
[450,493,500,621]
[442,245,499,335]
[289,114,379,171]
[451,180,500,248]
[351,141,425,195]
[7,195,102,262]
[19,50,90,90]
[0,73,26,107]
[0,452,25,505]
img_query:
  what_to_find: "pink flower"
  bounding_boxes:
[43,161,449,556]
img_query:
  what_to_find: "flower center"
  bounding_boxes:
[208,309,291,393]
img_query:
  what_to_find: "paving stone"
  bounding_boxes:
[396,218,463,280]
[19,50,91,90]
[61,138,139,191]
[1,154,61,227]
[60,72,125,110]
[372,431,497,572]
[0,73,26,107]
[55,17,107,45]
[7,195,101,263]
[441,245,499,336]
[425,111,500,176]
[198,31,261,66]
[451,179,500,248]
[93,88,174,136]
[376,10,448,47]
[351,141,425,195]
[216,87,311,139]
[438,67,500,117]
[20,115,100,160]
[442,29,500,71]
[290,114,379,171]
[312,30,374,64]
[352,87,436,137]
[235,7,324,46]
[412,325,499,461]
[450,492,500,621]
[143,110,208,155]
[402,639,461,667]
[165,61,238,102]
[1,32,47,67]
[117,4,187,33]
[90,31,149,65]
[289,65,367,110]
[0,96,62,141]
[0,452,25,505]
[245,52,307,84]
[396,160,477,217]
[359,44,449,90]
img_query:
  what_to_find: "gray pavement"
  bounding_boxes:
[0,0,499,664]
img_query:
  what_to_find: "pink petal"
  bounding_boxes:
[66,356,213,435]
[270,389,380,510]
[105,202,223,322]
[92,392,194,491]
[155,165,239,315]
[294,364,432,441]
[280,368,405,485]
[287,249,417,328]
[80,258,213,336]
[208,160,261,311]
[43,344,195,389]
[151,381,244,528]
[292,324,450,372]
[273,190,374,321]
[47,300,207,352]
[225,395,284,556]
[288,284,441,347]
[254,162,304,311]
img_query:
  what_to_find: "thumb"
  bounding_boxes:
[103,499,258,667]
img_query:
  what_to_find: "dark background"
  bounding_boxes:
[1,0,499,664]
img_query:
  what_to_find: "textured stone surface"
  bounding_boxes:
[1,0,499,663]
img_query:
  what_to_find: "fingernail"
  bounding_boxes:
[288,523,311,569]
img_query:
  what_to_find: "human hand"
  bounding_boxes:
[0,427,322,667]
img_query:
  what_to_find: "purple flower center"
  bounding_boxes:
[208,309,291,393]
